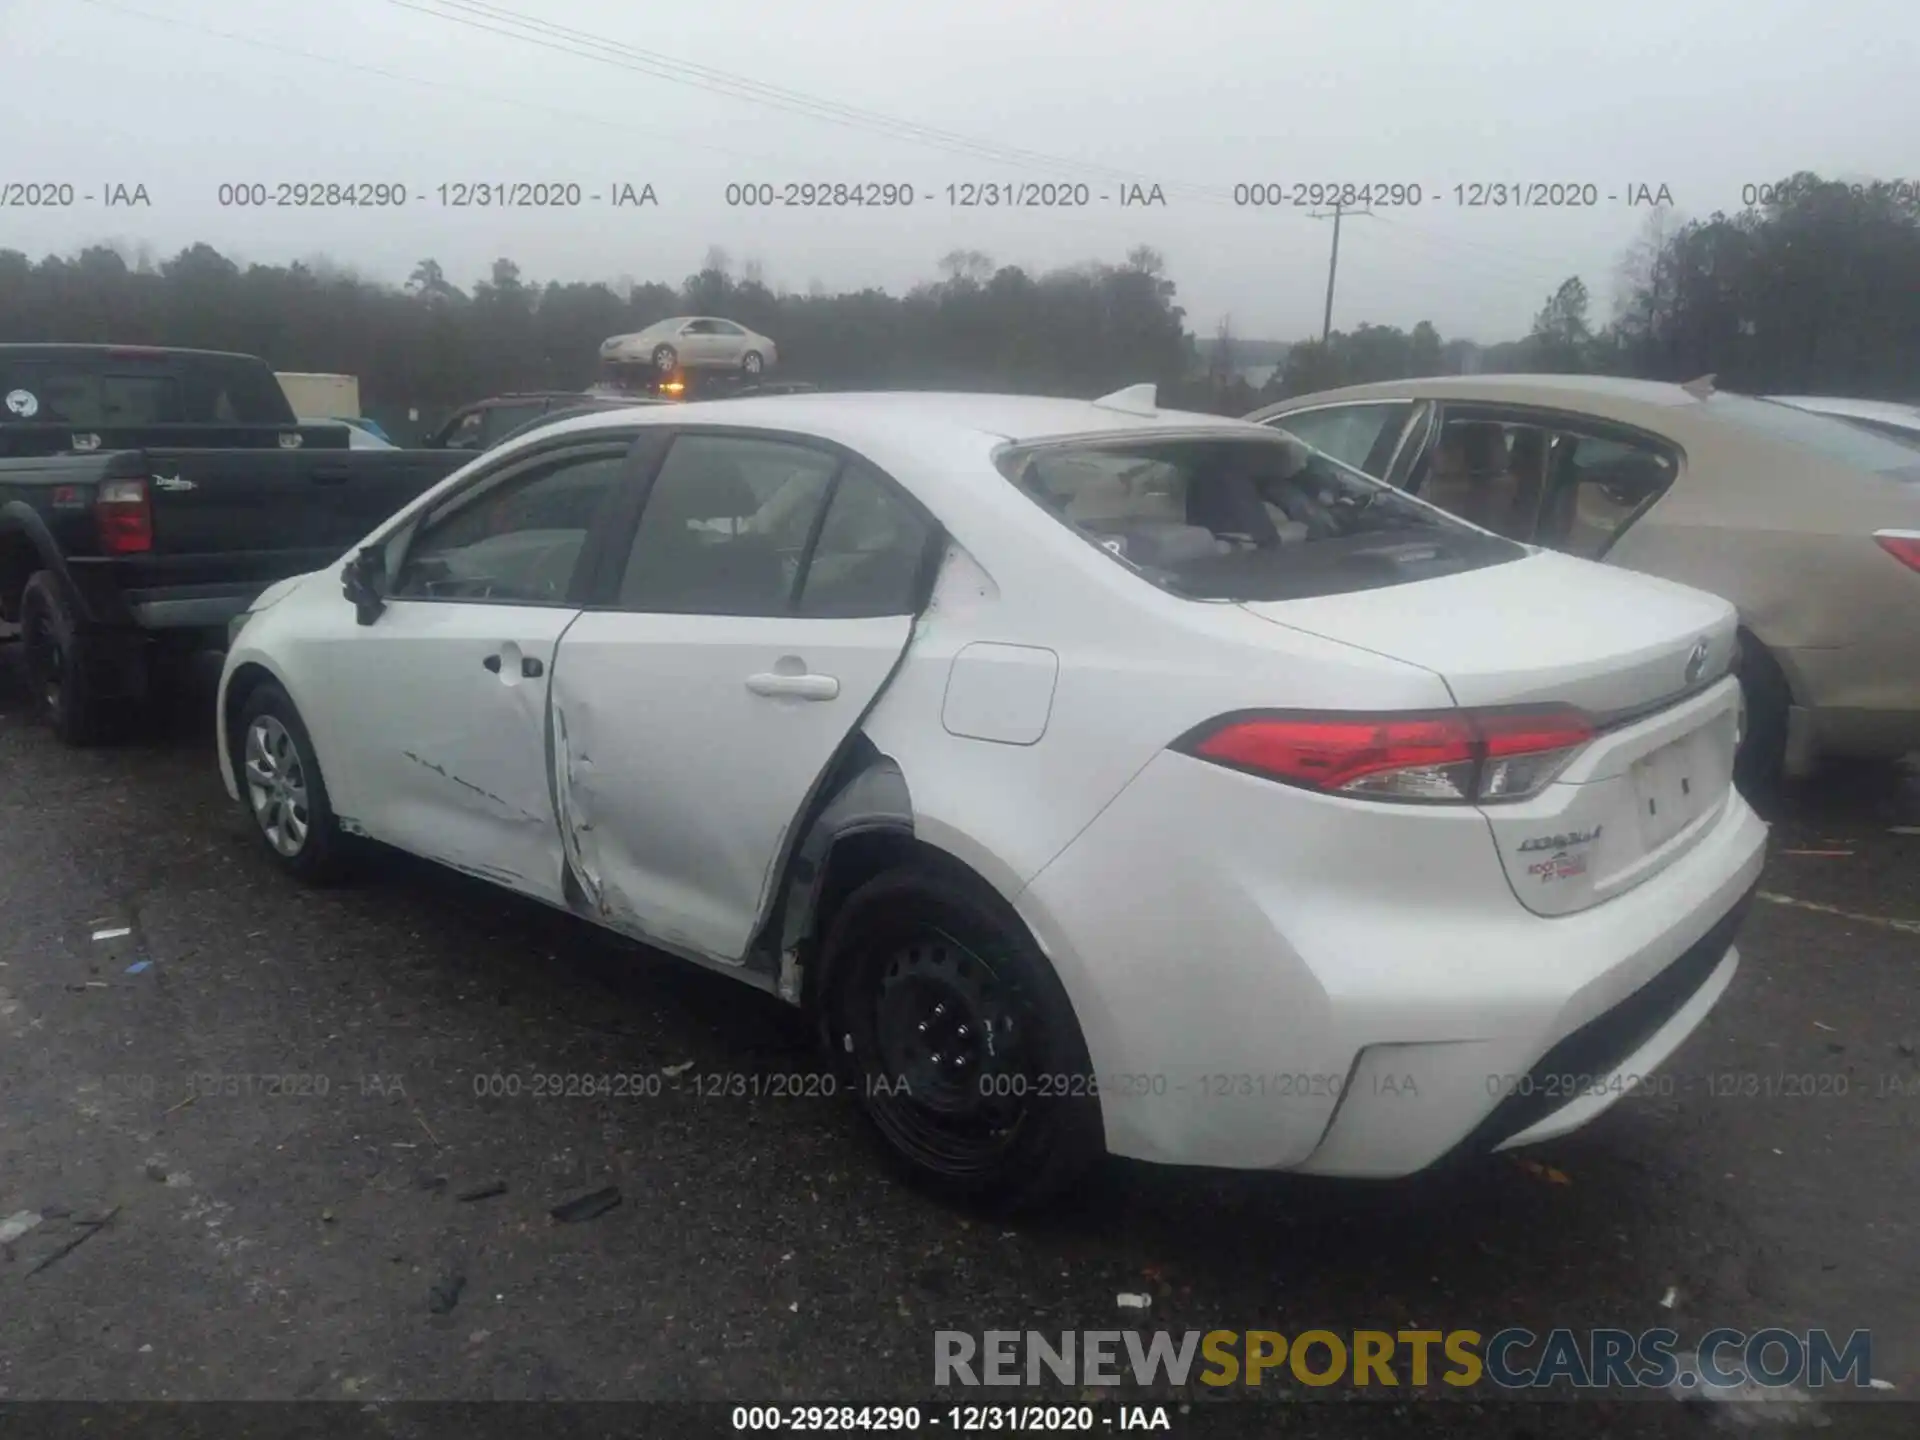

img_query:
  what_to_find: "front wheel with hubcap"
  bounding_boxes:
[651,343,678,374]
[822,864,1104,1213]
[235,682,353,882]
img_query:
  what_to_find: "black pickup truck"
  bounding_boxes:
[0,345,471,742]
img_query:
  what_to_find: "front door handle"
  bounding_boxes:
[745,672,839,701]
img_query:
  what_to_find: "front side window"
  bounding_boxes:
[444,409,486,449]
[1000,431,1521,602]
[391,450,630,603]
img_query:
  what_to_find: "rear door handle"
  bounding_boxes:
[745,672,839,700]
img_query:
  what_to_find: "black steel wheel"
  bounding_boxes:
[823,863,1103,1213]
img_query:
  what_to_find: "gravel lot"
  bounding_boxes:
[0,644,1915,1435]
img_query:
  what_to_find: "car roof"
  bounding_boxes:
[1250,373,1707,415]
[0,343,262,362]
[516,389,1268,452]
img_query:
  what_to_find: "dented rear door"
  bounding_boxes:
[548,436,935,963]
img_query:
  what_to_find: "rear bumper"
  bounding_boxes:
[1015,750,1768,1175]
[125,581,266,630]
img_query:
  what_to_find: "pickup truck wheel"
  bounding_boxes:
[19,571,110,745]
[236,682,352,883]
[822,863,1105,1215]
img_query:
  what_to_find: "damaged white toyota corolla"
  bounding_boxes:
[218,386,1766,1210]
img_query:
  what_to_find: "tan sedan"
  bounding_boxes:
[1246,375,1920,791]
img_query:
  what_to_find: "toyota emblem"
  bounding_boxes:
[1684,639,1709,685]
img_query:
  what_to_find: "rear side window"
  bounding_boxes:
[796,463,934,617]
[998,432,1523,602]
[1704,395,1920,478]
[1263,402,1412,477]
[181,357,293,423]
[616,435,839,614]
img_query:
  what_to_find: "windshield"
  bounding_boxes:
[1704,394,1920,477]
[997,430,1525,602]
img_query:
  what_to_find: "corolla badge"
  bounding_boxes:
[1519,826,1601,853]
[1684,639,1710,685]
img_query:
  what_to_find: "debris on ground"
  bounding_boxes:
[1116,1293,1152,1310]
[143,1164,168,1183]
[428,1270,466,1314]
[0,1210,44,1245]
[321,1209,335,1224]
[456,1181,506,1203]
[125,960,152,975]
[1511,1156,1573,1185]
[1659,1286,1678,1309]
[416,1173,449,1193]
[26,1205,121,1276]
[550,1186,621,1223]
[90,927,131,941]
[661,1061,695,1078]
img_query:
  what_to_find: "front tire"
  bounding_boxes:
[822,863,1104,1214]
[234,682,352,883]
[651,344,678,374]
[19,571,112,745]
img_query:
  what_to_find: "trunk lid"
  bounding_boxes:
[1240,550,1746,916]
[1238,549,1738,721]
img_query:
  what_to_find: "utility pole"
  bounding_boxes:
[1309,200,1371,343]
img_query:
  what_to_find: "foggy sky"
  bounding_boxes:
[2,0,1912,344]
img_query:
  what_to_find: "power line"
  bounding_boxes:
[388,0,1232,204]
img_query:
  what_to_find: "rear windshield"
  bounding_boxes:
[1704,395,1920,477]
[997,431,1526,601]
[0,353,293,426]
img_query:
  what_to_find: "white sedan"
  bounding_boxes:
[217,386,1766,1210]
[600,317,777,377]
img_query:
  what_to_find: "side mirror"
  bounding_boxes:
[343,545,388,626]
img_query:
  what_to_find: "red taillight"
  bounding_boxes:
[1180,705,1594,804]
[1875,530,1920,573]
[94,478,153,554]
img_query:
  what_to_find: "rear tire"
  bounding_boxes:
[19,571,113,746]
[233,681,354,884]
[1734,630,1790,810]
[742,351,764,376]
[821,863,1104,1214]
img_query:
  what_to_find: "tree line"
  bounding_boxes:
[1261,172,1920,403]
[1,170,1913,440]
